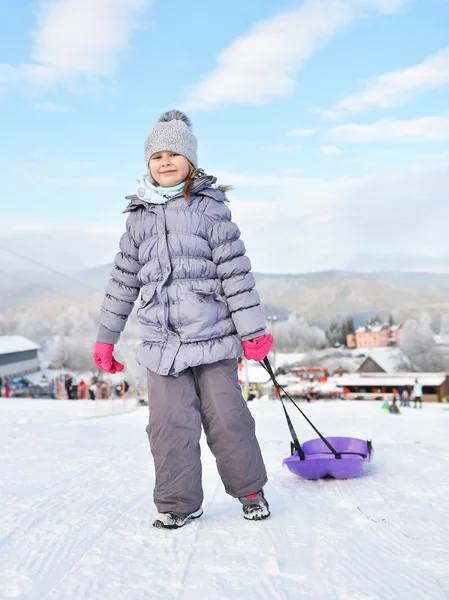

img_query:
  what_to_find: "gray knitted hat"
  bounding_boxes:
[144,110,198,168]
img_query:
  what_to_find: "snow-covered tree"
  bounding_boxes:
[440,314,449,336]
[398,319,446,372]
[273,314,327,352]
[14,310,52,347]
[326,316,355,347]
[52,305,97,372]
[0,313,16,335]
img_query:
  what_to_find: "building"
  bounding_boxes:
[356,347,410,374]
[347,323,402,348]
[0,336,40,378]
[337,372,449,403]
[388,324,401,343]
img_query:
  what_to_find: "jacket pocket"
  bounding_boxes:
[191,289,230,321]
[138,284,157,312]
[193,290,226,304]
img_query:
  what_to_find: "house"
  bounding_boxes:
[335,347,445,402]
[356,347,409,374]
[0,336,40,378]
[347,323,402,348]
[389,324,401,343]
[337,372,449,402]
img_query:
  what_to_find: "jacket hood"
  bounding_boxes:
[123,174,225,212]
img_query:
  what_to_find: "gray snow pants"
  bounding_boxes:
[146,358,268,514]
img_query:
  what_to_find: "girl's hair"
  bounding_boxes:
[183,166,233,202]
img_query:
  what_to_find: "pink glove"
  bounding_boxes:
[93,342,124,374]
[243,334,274,361]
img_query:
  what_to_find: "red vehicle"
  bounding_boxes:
[293,367,329,383]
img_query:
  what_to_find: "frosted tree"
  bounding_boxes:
[52,305,97,372]
[440,314,449,335]
[0,314,16,335]
[273,314,327,352]
[14,310,52,347]
[398,319,446,372]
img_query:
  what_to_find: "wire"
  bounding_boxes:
[0,244,103,293]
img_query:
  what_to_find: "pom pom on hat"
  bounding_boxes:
[158,110,192,130]
[144,109,198,168]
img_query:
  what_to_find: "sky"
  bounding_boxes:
[0,0,448,276]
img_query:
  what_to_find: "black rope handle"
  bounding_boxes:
[260,357,342,459]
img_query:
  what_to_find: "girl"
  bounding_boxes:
[94,110,274,529]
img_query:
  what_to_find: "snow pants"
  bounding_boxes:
[146,358,268,514]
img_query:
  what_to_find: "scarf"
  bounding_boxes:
[136,172,185,204]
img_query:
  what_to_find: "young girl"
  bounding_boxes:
[94,110,274,529]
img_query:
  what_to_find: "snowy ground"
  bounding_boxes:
[1,399,449,600]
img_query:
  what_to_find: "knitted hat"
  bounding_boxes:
[144,110,198,168]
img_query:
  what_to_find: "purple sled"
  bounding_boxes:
[283,437,373,480]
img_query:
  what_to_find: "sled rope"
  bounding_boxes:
[260,357,342,459]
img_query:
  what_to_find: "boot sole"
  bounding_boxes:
[243,509,271,521]
[153,508,203,530]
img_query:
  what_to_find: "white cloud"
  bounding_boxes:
[182,0,410,110]
[320,145,342,155]
[0,154,119,188]
[4,155,447,274]
[34,102,71,112]
[264,145,301,153]
[0,0,150,89]
[330,115,449,141]
[48,177,118,187]
[287,129,316,137]
[318,46,449,121]
[213,171,306,187]
[227,159,449,272]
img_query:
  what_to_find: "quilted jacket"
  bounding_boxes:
[97,175,266,375]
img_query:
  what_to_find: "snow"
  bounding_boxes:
[0,335,40,355]
[1,398,449,599]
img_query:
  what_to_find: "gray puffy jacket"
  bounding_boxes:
[97,175,266,376]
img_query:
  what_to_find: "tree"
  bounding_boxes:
[326,319,341,346]
[14,310,52,347]
[326,316,355,347]
[440,314,449,336]
[52,305,97,372]
[346,316,355,335]
[273,313,327,352]
[398,319,446,372]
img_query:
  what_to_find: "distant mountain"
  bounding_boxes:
[2,265,449,322]
[253,270,449,321]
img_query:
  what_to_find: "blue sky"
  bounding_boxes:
[0,0,448,274]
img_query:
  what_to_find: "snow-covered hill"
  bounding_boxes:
[1,399,449,599]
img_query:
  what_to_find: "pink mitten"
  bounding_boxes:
[93,342,124,374]
[243,334,274,361]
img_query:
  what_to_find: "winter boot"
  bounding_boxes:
[152,507,203,530]
[239,490,270,521]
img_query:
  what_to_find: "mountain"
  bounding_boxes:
[253,270,449,321]
[2,264,449,323]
